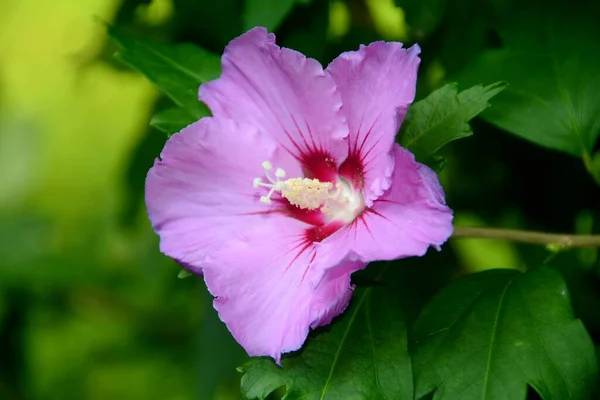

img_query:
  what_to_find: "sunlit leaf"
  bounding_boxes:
[239,284,413,399]
[108,26,220,120]
[399,82,506,163]
[412,267,598,400]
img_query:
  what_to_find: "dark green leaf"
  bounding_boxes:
[244,0,309,32]
[239,284,413,399]
[457,6,600,161]
[412,267,598,400]
[108,26,220,120]
[150,106,206,135]
[399,82,506,163]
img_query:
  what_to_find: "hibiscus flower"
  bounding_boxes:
[146,27,453,362]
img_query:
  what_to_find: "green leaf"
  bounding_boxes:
[239,284,413,399]
[399,82,506,163]
[108,26,221,120]
[177,269,193,279]
[244,0,310,31]
[150,106,206,135]
[412,267,599,400]
[457,5,600,160]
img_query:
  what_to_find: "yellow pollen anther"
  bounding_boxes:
[253,161,363,223]
[253,161,336,210]
[280,178,333,210]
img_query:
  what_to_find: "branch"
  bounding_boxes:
[452,227,600,249]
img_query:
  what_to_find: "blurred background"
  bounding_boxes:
[0,0,598,399]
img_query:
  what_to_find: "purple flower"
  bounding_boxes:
[145,27,453,362]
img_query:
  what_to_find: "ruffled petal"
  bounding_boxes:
[145,117,301,271]
[200,27,349,182]
[322,144,453,262]
[202,219,367,362]
[326,42,420,204]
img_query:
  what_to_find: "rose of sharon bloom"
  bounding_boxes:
[146,27,453,362]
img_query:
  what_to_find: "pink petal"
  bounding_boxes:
[202,219,366,362]
[145,116,301,271]
[146,115,366,361]
[326,42,420,204]
[199,27,349,182]
[322,144,453,262]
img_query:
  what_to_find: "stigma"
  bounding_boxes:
[253,161,364,223]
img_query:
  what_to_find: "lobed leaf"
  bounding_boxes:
[412,267,599,400]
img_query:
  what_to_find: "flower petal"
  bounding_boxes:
[202,220,366,362]
[199,27,349,182]
[323,144,453,262]
[145,117,301,271]
[327,42,420,204]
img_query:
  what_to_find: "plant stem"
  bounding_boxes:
[452,227,600,249]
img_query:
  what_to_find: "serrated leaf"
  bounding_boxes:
[399,82,506,163]
[108,26,220,120]
[412,267,599,400]
[240,284,413,400]
[244,0,309,31]
[150,107,205,135]
[457,5,600,161]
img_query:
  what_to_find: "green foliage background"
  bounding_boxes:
[0,0,599,399]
